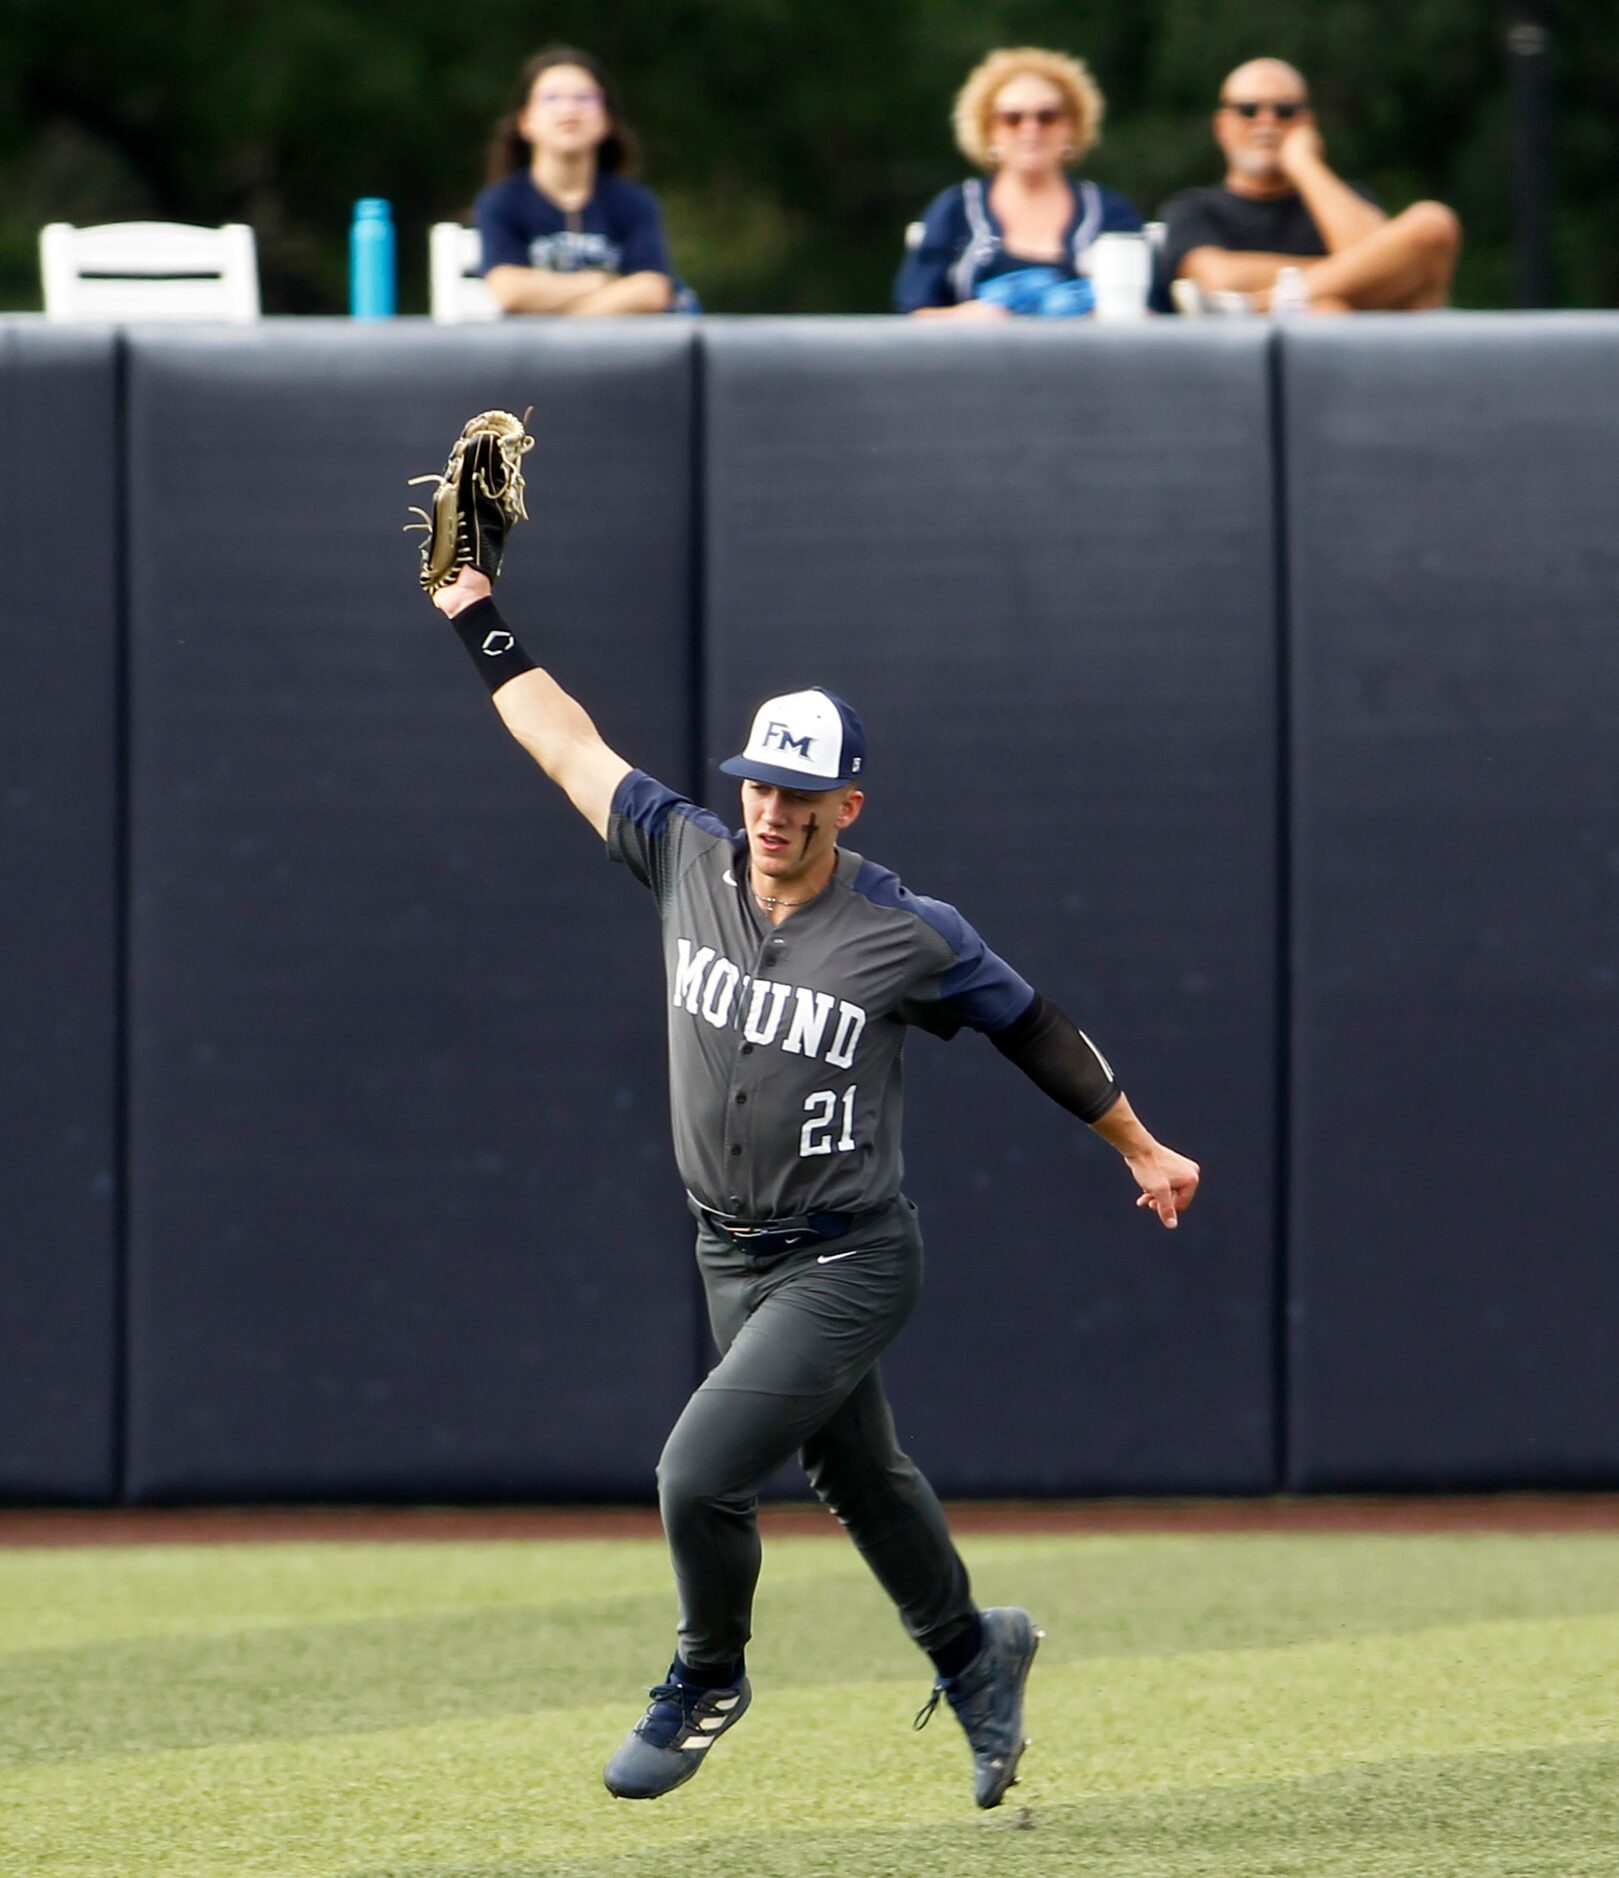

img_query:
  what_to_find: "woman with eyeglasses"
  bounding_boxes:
[895,47,1143,319]
[475,47,680,316]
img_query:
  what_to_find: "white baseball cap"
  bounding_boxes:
[720,687,867,792]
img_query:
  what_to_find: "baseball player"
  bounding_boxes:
[414,417,1200,1808]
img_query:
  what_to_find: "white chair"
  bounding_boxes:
[430,223,501,324]
[40,221,260,322]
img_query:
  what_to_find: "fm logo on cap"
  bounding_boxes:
[763,722,815,758]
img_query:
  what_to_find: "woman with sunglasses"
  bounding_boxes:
[895,47,1143,319]
[476,47,679,316]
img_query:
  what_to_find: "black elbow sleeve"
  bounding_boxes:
[990,992,1120,1123]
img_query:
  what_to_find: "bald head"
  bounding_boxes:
[1221,58,1308,102]
[1213,58,1315,192]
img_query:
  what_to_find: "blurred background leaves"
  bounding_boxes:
[0,0,1612,313]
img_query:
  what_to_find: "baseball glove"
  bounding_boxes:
[406,409,534,594]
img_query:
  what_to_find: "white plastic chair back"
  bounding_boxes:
[40,222,260,322]
[430,223,500,324]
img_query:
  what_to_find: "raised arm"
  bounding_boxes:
[434,567,630,837]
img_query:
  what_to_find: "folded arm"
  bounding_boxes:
[483,264,616,313]
[484,265,672,317]
[1178,246,1303,292]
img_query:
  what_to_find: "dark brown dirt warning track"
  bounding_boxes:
[5,1496,1619,1548]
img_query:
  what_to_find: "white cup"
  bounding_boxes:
[1089,232,1152,322]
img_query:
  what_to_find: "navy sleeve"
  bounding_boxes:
[615,182,672,276]
[1098,185,1145,234]
[606,769,732,908]
[930,908,1036,1033]
[474,177,534,274]
[893,187,966,312]
[899,894,1036,1039]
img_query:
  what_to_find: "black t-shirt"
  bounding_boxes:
[1158,183,1380,283]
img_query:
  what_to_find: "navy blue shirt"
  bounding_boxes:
[475,171,672,278]
[895,176,1143,312]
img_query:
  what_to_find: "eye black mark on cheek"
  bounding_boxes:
[800,814,820,860]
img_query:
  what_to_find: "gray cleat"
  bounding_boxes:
[914,1607,1042,1807]
[603,1667,752,1800]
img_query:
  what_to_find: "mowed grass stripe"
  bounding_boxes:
[6,1534,1619,1773]
[1,1531,1146,1657]
[503,1741,1619,1878]
[6,1531,1617,1661]
[6,1593,1619,1875]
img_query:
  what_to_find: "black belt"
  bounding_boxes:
[690,1198,873,1256]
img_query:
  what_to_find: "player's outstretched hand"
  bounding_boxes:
[432,566,492,618]
[405,409,533,595]
[1127,1145,1201,1230]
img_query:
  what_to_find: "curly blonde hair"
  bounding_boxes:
[952,47,1105,170]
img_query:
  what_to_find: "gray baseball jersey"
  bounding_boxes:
[607,769,1036,1221]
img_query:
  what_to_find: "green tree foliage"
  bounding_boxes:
[0,0,1612,314]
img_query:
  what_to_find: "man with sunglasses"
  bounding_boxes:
[1161,58,1460,313]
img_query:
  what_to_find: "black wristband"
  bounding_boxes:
[451,597,538,695]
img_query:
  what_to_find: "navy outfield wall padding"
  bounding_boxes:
[0,324,121,1501]
[123,325,699,1499]
[703,320,1279,1496]
[1284,315,1619,1489]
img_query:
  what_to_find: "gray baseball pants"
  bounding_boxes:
[656,1194,976,1673]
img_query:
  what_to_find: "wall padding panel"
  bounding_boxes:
[124,324,699,1498]
[1285,315,1619,1488]
[704,320,1279,1495]
[0,323,121,1500]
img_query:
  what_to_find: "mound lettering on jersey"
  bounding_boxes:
[607,770,1033,1221]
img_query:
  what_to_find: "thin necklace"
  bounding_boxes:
[752,878,818,909]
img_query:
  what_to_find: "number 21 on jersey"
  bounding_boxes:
[800,1086,857,1157]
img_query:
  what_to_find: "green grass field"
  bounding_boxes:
[5,1528,1619,1877]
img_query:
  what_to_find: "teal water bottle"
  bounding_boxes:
[350,198,396,319]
